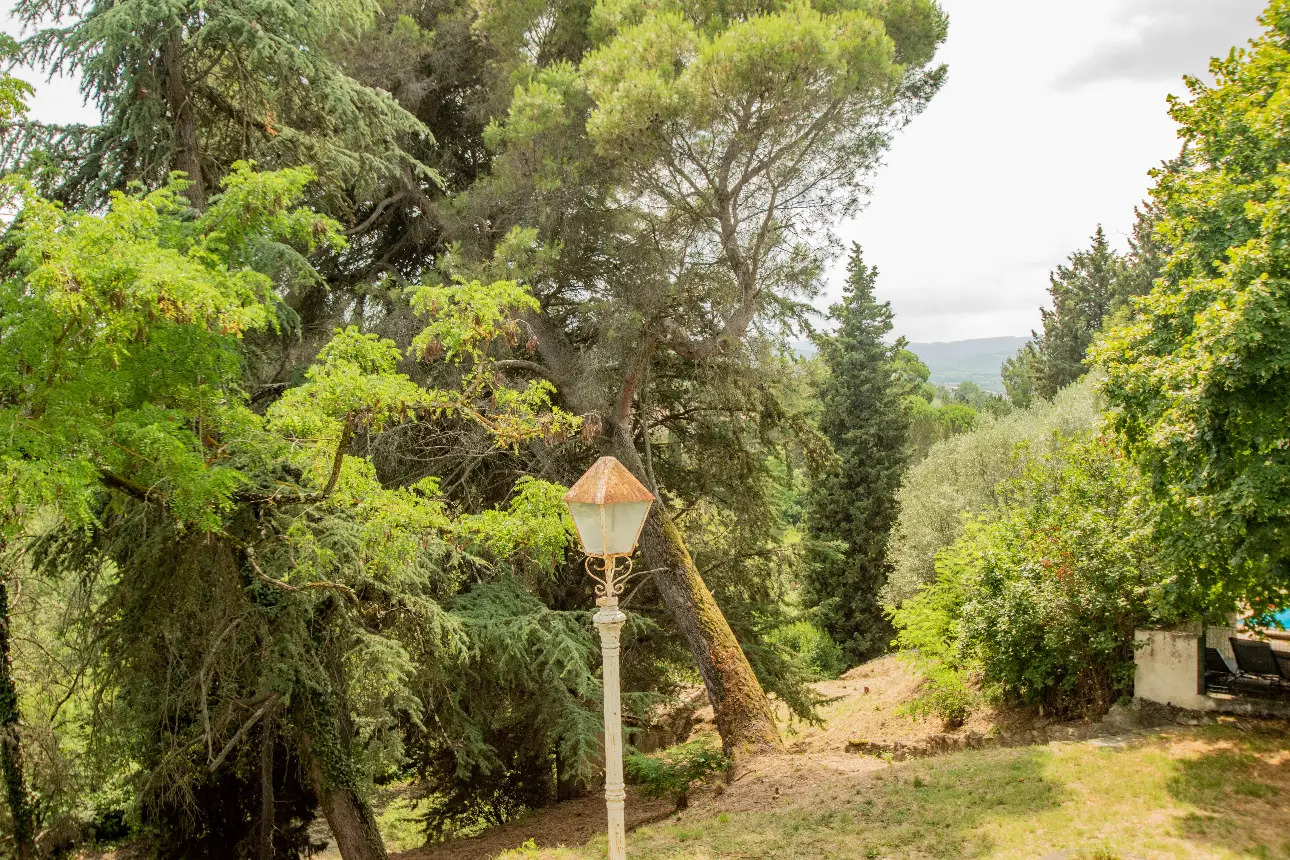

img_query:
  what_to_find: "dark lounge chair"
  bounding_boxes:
[1204,647,1236,693]
[1275,650,1290,685]
[1229,637,1285,690]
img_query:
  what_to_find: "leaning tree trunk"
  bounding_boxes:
[0,576,36,860]
[611,431,783,759]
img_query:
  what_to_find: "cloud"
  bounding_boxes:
[1053,0,1264,92]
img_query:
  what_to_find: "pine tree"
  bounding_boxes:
[1116,197,1169,305]
[434,0,948,757]
[10,0,428,210]
[803,246,911,662]
[1034,226,1123,398]
[1005,226,1126,405]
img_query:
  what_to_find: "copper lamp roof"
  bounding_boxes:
[563,456,656,505]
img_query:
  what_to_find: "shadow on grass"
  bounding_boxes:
[857,746,1068,857]
[1166,729,1290,859]
[622,746,1069,859]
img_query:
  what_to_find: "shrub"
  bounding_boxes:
[625,738,730,810]
[885,378,1103,607]
[893,432,1177,719]
[889,538,980,726]
[767,620,849,680]
[961,434,1174,715]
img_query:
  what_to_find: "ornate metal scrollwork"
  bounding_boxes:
[585,555,634,600]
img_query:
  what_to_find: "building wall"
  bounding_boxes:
[1136,626,1290,717]
[1134,627,1212,711]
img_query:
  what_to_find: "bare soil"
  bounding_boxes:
[685,654,1059,755]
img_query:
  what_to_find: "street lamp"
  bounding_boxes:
[563,456,655,860]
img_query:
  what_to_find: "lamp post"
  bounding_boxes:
[563,456,655,860]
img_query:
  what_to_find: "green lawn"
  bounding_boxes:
[497,726,1290,859]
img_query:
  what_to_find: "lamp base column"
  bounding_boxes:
[594,598,628,860]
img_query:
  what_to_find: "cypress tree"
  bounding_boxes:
[804,246,911,662]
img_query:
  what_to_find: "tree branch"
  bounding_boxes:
[209,696,278,772]
[99,469,160,502]
[244,546,357,602]
[494,359,552,377]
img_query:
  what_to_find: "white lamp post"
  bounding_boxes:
[563,456,655,860]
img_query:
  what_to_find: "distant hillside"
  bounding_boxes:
[906,336,1030,395]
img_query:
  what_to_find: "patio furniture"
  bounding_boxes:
[1274,650,1290,684]
[1204,647,1236,693]
[1229,637,1285,690]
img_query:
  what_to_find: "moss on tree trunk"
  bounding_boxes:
[611,432,783,759]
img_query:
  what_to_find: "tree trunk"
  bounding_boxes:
[0,577,36,860]
[301,733,387,860]
[161,30,205,211]
[610,431,783,759]
[257,713,275,859]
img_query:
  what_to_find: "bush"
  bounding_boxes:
[885,378,1103,607]
[625,738,729,809]
[889,539,980,727]
[892,432,1176,719]
[767,620,849,680]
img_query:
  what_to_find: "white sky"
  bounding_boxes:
[3,0,1267,343]
[840,0,1265,342]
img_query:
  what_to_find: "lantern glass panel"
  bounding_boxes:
[567,500,652,557]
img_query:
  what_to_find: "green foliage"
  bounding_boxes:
[1032,227,1125,400]
[890,541,977,726]
[0,169,593,850]
[625,738,729,808]
[1001,342,1040,409]
[2,0,954,840]
[892,433,1176,718]
[10,0,429,208]
[885,378,1103,606]
[421,0,950,760]
[0,163,340,532]
[958,435,1173,714]
[0,36,33,124]
[896,351,998,462]
[905,395,980,463]
[766,621,848,682]
[1007,213,1164,408]
[1096,1,1290,619]
[411,579,603,839]
[804,247,911,662]
[940,381,1012,418]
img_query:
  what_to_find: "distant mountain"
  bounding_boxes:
[905,336,1030,395]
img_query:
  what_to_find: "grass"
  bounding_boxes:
[373,784,430,853]
[494,726,1290,859]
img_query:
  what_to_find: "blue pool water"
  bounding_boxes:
[1245,608,1290,629]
